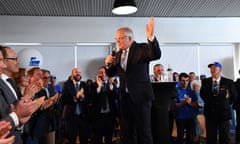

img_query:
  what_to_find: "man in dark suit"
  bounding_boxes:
[28,68,59,144]
[92,66,119,144]
[0,46,42,144]
[0,87,37,144]
[104,17,161,144]
[61,67,89,144]
[200,62,237,144]
[149,64,165,82]
[233,70,240,144]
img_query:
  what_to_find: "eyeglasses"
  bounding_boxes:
[51,76,56,79]
[115,36,128,41]
[43,77,50,80]
[4,57,18,61]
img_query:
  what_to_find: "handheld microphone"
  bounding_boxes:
[107,48,116,67]
[111,47,116,56]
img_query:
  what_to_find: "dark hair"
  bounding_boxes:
[0,45,9,58]
[173,72,179,81]
[12,68,27,85]
[27,67,41,77]
[41,69,51,75]
[50,75,56,80]
[189,72,195,75]
[179,72,189,80]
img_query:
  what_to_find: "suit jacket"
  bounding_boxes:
[0,80,16,126]
[92,82,119,117]
[200,76,238,120]
[61,79,88,120]
[0,79,22,144]
[233,78,240,110]
[107,38,161,103]
[28,89,49,139]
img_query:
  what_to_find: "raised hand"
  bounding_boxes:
[146,16,154,40]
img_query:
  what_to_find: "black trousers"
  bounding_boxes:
[120,94,153,144]
[235,109,240,143]
[176,118,195,144]
[65,115,89,144]
[93,113,115,144]
[205,115,230,144]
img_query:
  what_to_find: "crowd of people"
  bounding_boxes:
[0,16,240,144]
[151,63,240,144]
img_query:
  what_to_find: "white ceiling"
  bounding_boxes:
[1,0,240,17]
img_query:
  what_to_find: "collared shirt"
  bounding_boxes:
[0,74,19,127]
[44,87,50,98]
[100,81,110,113]
[121,49,129,71]
[1,74,18,100]
[212,77,221,84]
[74,81,80,88]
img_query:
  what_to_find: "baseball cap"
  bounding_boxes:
[208,62,222,69]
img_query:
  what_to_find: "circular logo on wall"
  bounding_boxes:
[17,48,43,69]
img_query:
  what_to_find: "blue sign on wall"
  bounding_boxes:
[29,57,40,66]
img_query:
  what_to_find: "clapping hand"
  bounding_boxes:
[185,95,192,104]
[22,83,42,99]
[76,88,84,99]
[96,75,103,87]
[11,98,39,125]
[0,121,15,144]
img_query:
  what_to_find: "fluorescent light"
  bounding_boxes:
[76,43,111,46]
[1,43,42,46]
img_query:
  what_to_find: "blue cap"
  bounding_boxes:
[208,62,222,69]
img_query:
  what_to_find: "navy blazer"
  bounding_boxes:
[0,79,16,126]
[92,82,119,117]
[107,38,161,103]
[0,79,22,144]
[61,79,88,120]
[28,89,49,139]
[200,76,238,120]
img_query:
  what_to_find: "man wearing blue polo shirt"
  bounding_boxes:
[174,72,198,144]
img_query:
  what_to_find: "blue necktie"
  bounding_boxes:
[102,82,107,110]
[213,80,219,96]
[75,83,81,115]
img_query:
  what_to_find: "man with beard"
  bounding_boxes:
[61,68,89,144]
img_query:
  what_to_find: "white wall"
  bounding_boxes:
[1,16,240,43]
[1,16,240,81]
[11,45,110,82]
